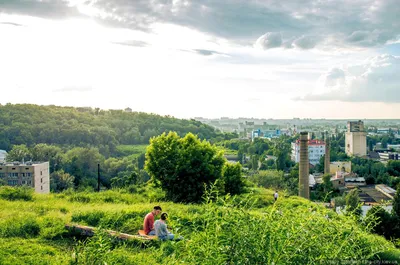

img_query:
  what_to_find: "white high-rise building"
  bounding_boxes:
[292,139,326,165]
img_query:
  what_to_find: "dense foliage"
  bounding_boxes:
[0,104,231,152]
[219,136,295,171]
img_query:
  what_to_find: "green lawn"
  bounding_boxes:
[115,144,148,158]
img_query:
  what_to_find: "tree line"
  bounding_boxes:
[0,104,235,154]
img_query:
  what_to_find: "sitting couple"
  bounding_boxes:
[143,206,175,241]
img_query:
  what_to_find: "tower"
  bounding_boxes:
[345,120,367,157]
[324,132,330,175]
[299,132,309,199]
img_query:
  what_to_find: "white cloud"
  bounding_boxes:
[293,36,318,49]
[301,54,400,102]
[254,32,282,49]
[2,0,400,49]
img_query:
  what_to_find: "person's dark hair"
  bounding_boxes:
[154,206,162,211]
[160,212,168,220]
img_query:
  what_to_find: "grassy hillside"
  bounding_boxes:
[0,186,398,264]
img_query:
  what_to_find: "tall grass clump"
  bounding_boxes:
[0,215,40,238]
[0,186,34,201]
[177,188,398,264]
[71,209,149,234]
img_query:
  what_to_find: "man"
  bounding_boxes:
[143,206,162,235]
[274,191,279,202]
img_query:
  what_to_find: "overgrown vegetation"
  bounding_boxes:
[0,186,34,201]
[0,186,399,264]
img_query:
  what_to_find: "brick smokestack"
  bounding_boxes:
[324,133,330,175]
[299,132,309,199]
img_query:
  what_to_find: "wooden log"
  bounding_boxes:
[65,224,156,241]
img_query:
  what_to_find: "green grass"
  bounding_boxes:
[0,186,398,264]
[115,144,148,157]
[217,147,238,156]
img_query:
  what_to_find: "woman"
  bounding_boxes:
[154,212,175,241]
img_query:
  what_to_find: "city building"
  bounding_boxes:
[379,152,399,161]
[0,161,50,194]
[375,184,396,199]
[291,139,326,165]
[345,120,367,157]
[251,129,281,140]
[329,161,352,174]
[388,144,400,151]
[0,150,7,162]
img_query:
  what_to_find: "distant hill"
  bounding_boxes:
[0,104,232,151]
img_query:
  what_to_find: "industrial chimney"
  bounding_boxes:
[299,132,310,199]
[324,133,330,175]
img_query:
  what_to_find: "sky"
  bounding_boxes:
[0,0,400,119]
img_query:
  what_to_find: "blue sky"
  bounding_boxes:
[0,0,399,119]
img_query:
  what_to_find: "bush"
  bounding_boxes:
[68,194,91,203]
[39,216,66,240]
[0,186,34,201]
[222,163,245,195]
[0,216,40,238]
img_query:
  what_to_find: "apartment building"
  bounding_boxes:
[0,161,50,194]
[291,139,326,165]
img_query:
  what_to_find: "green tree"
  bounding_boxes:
[6,144,31,162]
[31,143,63,172]
[322,173,333,192]
[345,188,362,217]
[387,161,400,177]
[392,184,400,218]
[250,155,259,170]
[50,170,75,192]
[248,170,285,190]
[63,147,105,188]
[111,172,138,188]
[145,132,226,203]
[366,206,397,240]
[222,163,245,195]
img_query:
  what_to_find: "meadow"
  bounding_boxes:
[0,186,399,265]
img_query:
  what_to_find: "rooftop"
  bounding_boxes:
[294,139,326,145]
[0,161,47,166]
[358,185,393,203]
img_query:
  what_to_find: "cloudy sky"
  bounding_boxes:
[1,0,400,119]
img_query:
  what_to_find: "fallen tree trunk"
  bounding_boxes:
[65,224,156,241]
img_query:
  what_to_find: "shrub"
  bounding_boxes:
[0,186,34,201]
[39,216,66,240]
[68,194,91,203]
[0,216,40,238]
[222,162,245,195]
